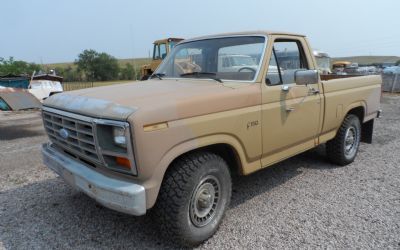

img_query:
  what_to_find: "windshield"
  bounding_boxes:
[155,36,266,81]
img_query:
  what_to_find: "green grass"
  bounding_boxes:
[63,80,135,91]
[45,57,151,91]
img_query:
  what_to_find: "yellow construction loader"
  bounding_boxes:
[140,38,183,80]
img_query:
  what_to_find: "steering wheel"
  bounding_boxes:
[238,67,256,73]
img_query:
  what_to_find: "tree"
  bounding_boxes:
[75,49,120,81]
[120,63,136,80]
[54,66,81,82]
[0,57,42,75]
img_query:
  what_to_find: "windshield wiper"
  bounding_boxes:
[150,73,165,80]
[180,72,223,83]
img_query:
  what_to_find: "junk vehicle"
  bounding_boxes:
[0,86,41,111]
[140,37,184,80]
[313,50,331,74]
[41,31,382,246]
[0,72,63,103]
[28,72,63,101]
[0,74,42,110]
[332,61,360,75]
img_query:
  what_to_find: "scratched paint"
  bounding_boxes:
[44,93,137,121]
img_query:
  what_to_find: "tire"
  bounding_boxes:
[141,75,149,81]
[326,114,361,166]
[153,152,232,247]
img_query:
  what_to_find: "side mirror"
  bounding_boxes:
[294,70,319,85]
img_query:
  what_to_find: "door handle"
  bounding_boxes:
[309,88,320,95]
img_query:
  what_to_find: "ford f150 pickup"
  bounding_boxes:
[41,31,382,246]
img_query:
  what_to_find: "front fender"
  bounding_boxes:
[142,134,261,208]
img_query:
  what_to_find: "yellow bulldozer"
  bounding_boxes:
[140,37,184,80]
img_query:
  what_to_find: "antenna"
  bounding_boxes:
[28,70,36,88]
[129,25,138,81]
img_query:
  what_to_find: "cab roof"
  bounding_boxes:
[181,30,306,43]
[153,38,184,44]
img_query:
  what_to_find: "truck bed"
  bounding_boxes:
[321,75,382,137]
[320,74,365,81]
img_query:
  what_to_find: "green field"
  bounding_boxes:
[45,58,151,90]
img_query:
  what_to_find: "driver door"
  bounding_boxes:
[261,37,322,167]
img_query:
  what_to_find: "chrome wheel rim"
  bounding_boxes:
[189,175,220,227]
[344,126,358,156]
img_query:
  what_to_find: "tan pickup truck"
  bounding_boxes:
[41,31,381,246]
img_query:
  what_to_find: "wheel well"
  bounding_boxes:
[347,106,364,123]
[346,106,374,143]
[169,144,243,176]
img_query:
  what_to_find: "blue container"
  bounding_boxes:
[0,75,30,89]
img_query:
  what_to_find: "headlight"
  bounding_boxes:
[113,126,127,148]
[95,120,137,175]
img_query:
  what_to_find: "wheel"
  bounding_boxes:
[153,152,232,246]
[326,114,361,165]
[141,75,149,81]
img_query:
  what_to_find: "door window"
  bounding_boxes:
[266,40,309,85]
[153,43,168,60]
[160,43,167,59]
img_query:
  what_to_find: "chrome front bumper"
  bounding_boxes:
[42,143,146,216]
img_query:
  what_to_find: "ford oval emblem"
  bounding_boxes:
[59,128,69,139]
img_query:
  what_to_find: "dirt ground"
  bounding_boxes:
[0,95,399,249]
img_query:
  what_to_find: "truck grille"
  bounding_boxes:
[42,110,100,164]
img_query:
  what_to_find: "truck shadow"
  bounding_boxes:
[0,178,179,249]
[230,145,338,208]
[0,146,338,249]
[0,123,44,140]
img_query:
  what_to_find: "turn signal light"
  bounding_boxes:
[116,157,131,169]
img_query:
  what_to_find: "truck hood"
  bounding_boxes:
[44,79,261,123]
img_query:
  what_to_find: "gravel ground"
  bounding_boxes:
[0,95,399,249]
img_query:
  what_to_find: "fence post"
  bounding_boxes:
[392,73,399,93]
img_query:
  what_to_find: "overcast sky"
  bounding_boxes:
[1,0,399,63]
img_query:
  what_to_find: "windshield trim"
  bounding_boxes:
[156,35,268,83]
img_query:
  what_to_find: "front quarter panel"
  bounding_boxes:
[128,84,263,208]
